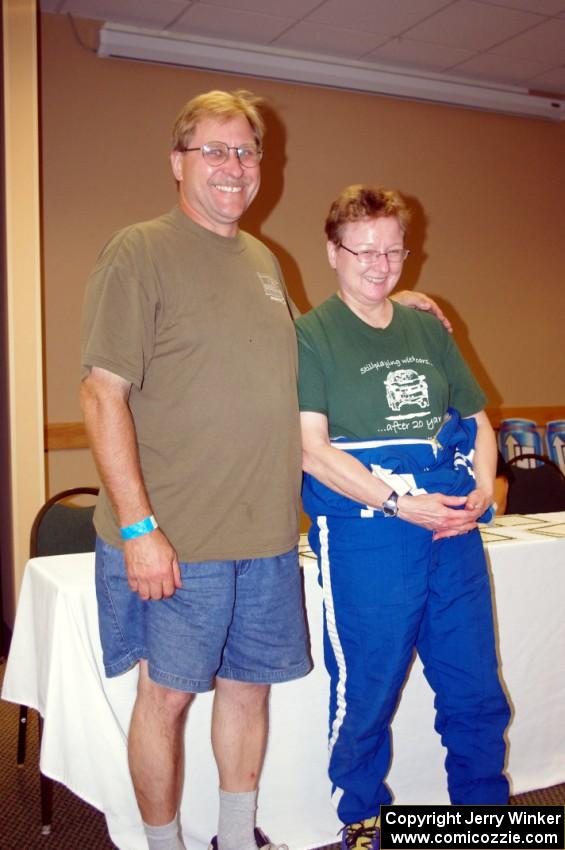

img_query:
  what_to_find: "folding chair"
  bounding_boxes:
[17,487,99,834]
[506,454,565,514]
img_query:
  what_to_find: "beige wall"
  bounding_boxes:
[40,14,565,492]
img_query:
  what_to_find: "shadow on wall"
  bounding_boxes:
[438,298,502,408]
[400,193,501,407]
[240,99,310,314]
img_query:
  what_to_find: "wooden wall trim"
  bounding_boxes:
[46,407,565,451]
[486,406,565,429]
[46,421,89,450]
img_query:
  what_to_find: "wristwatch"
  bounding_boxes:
[382,490,400,518]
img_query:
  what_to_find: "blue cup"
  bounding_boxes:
[498,418,543,465]
[545,420,565,472]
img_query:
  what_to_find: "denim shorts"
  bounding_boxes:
[95,537,312,692]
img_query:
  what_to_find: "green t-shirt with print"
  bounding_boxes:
[296,295,486,441]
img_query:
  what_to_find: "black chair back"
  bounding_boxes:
[29,487,99,558]
[506,454,565,514]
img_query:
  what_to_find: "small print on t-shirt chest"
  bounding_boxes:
[257,273,286,304]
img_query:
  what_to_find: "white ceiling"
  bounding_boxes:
[40,0,565,97]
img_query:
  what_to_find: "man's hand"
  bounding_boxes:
[392,290,453,333]
[124,529,182,600]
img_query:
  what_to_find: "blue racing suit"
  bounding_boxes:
[303,410,510,823]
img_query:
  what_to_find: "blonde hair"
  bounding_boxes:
[325,185,411,244]
[171,89,265,151]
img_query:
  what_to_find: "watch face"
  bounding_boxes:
[382,493,399,517]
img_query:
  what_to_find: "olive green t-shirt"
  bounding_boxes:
[81,207,301,561]
[296,295,486,440]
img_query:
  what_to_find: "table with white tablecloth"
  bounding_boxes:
[2,513,565,849]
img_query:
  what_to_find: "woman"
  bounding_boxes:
[296,186,510,850]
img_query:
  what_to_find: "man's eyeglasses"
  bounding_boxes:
[339,244,410,265]
[181,141,262,169]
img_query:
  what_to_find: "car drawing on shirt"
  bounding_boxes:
[385,369,429,411]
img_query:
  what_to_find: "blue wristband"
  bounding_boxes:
[120,515,158,540]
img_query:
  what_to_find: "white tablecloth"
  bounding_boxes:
[3,513,565,849]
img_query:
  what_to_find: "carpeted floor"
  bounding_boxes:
[1,660,564,850]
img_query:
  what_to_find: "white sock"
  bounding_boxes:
[143,817,185,850]
[217,789,258,850]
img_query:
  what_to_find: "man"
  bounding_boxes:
[80,89,449,850]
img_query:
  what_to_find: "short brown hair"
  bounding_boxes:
[171,89,265,151]
[325,185,411,245]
